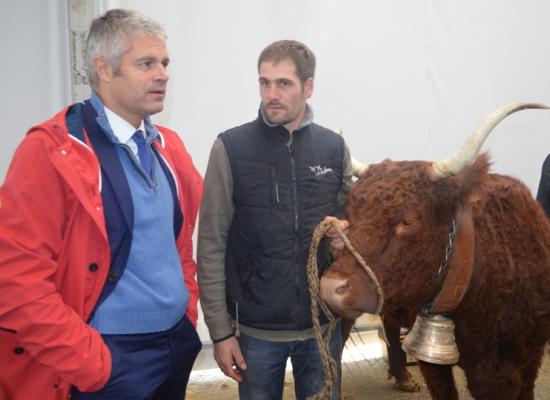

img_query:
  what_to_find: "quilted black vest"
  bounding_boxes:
[220,113,344,330]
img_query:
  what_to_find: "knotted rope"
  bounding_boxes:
[306,219,384,400]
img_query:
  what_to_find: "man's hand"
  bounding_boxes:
[323,216,350,253]
[213,336,247,382]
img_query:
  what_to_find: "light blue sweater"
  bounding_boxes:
[89,95,188,334]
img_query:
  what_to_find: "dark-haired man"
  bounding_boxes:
[198,40,352,400]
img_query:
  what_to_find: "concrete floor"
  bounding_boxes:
[187,320,550,399]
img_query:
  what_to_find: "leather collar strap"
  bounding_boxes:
[427,205,475,314]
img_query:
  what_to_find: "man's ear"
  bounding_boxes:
[303,77,314,99]
[93,56,114,83]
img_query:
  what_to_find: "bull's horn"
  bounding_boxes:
[430,102,550,179]
[351,156,368,178]
[333,127,369,178]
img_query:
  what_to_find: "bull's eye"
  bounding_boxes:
[395,219,415,235]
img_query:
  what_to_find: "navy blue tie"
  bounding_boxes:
[132,130,153,178]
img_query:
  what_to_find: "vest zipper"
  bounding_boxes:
[287,134,299,232]
[287,133,302,327]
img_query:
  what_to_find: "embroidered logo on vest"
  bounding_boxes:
[309,165,333,177]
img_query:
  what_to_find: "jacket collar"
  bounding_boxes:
[258,103,314,133]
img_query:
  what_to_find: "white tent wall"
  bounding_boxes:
[0,0,71,179]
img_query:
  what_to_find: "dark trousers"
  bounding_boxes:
[72,315,201,400]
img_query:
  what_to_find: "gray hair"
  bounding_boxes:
[85,9,166,88]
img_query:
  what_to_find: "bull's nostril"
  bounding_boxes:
[335,283,349,295]
[319,277,348,304]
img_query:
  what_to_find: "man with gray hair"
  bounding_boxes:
[0,9,202,400]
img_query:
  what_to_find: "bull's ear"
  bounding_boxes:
[448,152,491,208]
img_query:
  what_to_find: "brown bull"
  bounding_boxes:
[320,103,550,399]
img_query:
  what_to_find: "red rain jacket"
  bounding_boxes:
[0,106,202,400]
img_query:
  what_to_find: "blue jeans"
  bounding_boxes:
[71,315,201,400]
[238,321,342,400]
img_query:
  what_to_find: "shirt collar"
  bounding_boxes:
[103,106,145,144]
[90,91,159,145]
